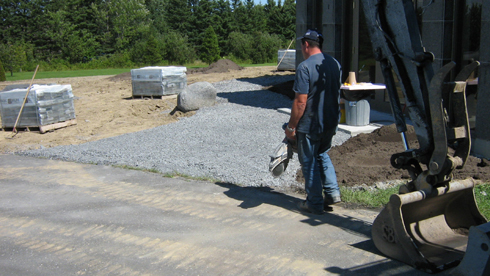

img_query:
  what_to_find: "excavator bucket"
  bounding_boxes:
[372,178,487,273]
[357,0,488,273]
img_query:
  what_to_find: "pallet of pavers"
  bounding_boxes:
[0,84,77,133]
[131,66,187,98]
[277,49,296,71]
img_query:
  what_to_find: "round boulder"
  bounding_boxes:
[177,82,217,112]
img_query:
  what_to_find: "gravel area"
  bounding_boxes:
[20,76,351,190]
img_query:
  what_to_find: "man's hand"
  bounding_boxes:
[285,125,296,141]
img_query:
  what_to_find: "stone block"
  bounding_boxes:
[177,82,217,112]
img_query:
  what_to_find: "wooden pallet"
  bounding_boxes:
[132,94,178,100]
[39,119,77,133]
[2,119,77,134]
[132,95,163,99]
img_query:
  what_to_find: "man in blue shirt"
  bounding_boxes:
[285,29,342,214]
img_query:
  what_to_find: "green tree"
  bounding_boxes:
[165,0,192,35]
[227,31,253,62]
[63,0,101,35]
[145,0,169,34]
[214,0,233,55]
[45,9,74,59]
[250,32,282,64]
[0,0,36,43]
[200,26,220,64]
[23,0,102,61]
[0,0,297,68]
[91,0,150,55]
[243,0,259,33]
[110,0,150,52]
[265,0,281,35]
[145,35,163,65]
[191,0,217,47]
[279,0,296,40]
[251,3,267,34]
[0,42,28,76]
[0,60,6,81]
[130,35,162,66]
[45,9,100,63]
[92,2,115,55]
[230,0,246,33]
[164,31,196,65]
[66,30,100,63]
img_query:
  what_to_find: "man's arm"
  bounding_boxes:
[285,92,307,140]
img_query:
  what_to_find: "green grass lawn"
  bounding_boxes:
[240,62,276,67]
[475,184,490,220]
[340,185,400,209]
[342,183,490,220]
[3,63,278,82]
[5,68,133,81]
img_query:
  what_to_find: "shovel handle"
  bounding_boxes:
[12,65,39,133]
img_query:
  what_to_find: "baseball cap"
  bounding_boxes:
[297,29,324,43]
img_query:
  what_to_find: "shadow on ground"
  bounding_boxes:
[215,182,372,239]
[216,183,428,276]
[215,182,430,275]
[217,90,292,110]
[325,259,426,275]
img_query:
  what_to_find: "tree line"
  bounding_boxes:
[0,0,296,75]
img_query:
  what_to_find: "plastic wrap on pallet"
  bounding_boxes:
[277,50,296,71]
[131,66,187,97]
[0,84,76,128]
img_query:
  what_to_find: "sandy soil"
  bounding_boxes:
[0,63,294,153]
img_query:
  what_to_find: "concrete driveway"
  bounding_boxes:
[0,154,429,275]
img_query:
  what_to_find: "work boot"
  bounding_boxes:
[324,195,341,211]
[297,201,324,215]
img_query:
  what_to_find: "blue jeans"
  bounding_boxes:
[297,128,340,211]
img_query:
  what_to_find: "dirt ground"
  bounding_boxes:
[1,59,489,187]
[327,124,490,187]
[0,60,294,153]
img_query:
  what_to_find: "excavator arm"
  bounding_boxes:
[358,0,489,274]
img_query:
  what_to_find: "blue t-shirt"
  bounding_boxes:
[293,53,342,134]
